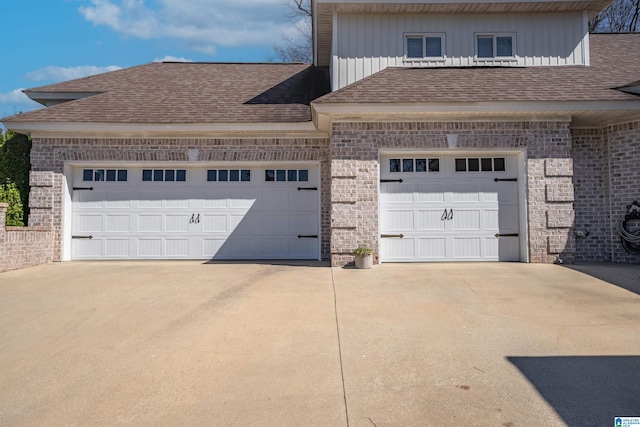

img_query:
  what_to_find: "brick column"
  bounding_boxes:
[28,171,55,228]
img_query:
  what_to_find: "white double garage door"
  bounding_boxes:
[70,164,321,260]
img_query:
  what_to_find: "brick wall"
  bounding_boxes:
[0,203,54,273]
[604,121,640,263]
[29,137,331,262]
[571,129,609,262]
[330,120,575,266]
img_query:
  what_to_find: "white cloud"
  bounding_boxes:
[0,89,41,118]
[26,65,123,82]
[78,0,297,56]
[153,55,193,62]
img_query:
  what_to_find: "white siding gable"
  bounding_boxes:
[333,12,589,90]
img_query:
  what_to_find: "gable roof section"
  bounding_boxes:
[315,33,640,104]
[3,63,331,124]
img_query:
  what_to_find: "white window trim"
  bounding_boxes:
[474,33,517,62]
[403,33,446,62]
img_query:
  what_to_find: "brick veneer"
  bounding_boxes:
[329,120,576,266]
[0,203,54,273]
[604,121,640,263]
[29,137,331,262]
[18,120,639,268]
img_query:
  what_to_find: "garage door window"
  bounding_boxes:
[83,169,128,182]
[265,169,309,182]
[142,169,187,182]
[207,169,251,182]
[455,157,506,172]
[390,158,440,173]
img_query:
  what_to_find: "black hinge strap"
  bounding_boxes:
[297,235,318,239]
[494,178,517,182]
[381,234,404,238]
[72,235,93,239]
[297,187,318,191]
[381,179,403,183]
[73,187,94,191]
[495,233,519,238]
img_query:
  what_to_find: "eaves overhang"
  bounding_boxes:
[23,91,103,107]
[3,121,329,140]
[311,100,640,130]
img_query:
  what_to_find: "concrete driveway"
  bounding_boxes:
[1,262,639,426]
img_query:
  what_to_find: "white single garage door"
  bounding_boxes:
[380,154,521,262]
[71,165,320,260]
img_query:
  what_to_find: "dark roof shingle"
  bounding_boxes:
[4,63,330,124]
[315,33,640,104]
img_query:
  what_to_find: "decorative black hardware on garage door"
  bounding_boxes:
[297,235,318,239]
[494,178,517,182]
[495,233,519,238]
[189,214,200,224]
[381,234,404,238]
[297,187,318,191]
[441,209,454,221]
[380,179,403,183]
[73,187,94,191]
[72,235,93,239]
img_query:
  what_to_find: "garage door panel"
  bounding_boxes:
[203,214,227,232]
[451,210,481,231]
[381,183,413,203]
[292,190,317,208]
[74,239,103,258]
[138,239,163,257]
[76,191,103,207]
[415,183,446,202]
[383,210,414,231]
[483,209,500,230]
[203,191,230,208]
[105,193,131,208]
[263,189,289,210]
[289,239,318,258]
[418,238,446,259]
[139,192,164,209]
[166,239,189,257]
[165,214,189,233]
[106,215,130,232]
[75,214,103,233]
[381,238,415,260]
[105,239,130,257]
[288,214,317,234]
[453,237,482,258]
[452,183,481,202]
[485,237,499,258]
[139,215,163,233]
[416,210,446,231]
[499,206,520,231]
[499,237,520,261]
[203,239,226,257]
[165,198,189,209]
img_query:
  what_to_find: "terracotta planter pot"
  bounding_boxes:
[354,254,373,269]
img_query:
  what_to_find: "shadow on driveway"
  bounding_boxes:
[564,264,640,297]
[509,356,640,427]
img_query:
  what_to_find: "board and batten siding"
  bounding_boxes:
[332,12,589,90]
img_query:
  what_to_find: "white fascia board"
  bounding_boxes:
[312,100,640,115]
[6,121,329,139]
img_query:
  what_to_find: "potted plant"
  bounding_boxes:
[352,246,373,269]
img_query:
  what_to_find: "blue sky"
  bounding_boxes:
[0,0,305,120]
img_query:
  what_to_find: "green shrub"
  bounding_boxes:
[0,131,31,225]
[0,181,24,226]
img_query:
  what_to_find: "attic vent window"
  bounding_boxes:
[476,34,514,59]
[405,34,445,60]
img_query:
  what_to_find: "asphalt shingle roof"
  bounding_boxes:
[315,33,640,104]
[4,63,330,124]
[3,34,639,126]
